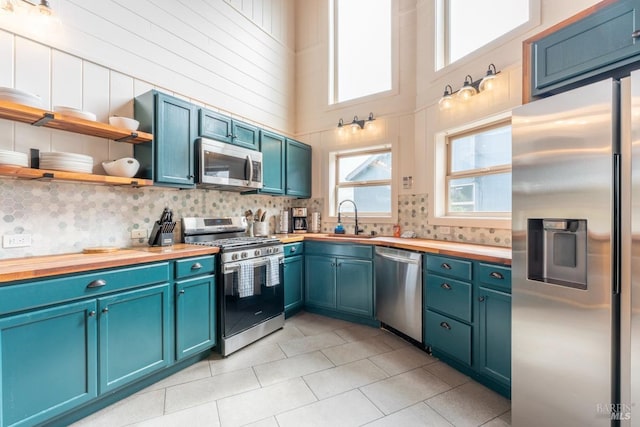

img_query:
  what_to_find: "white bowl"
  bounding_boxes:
[109,116,139,131]
[102,157,140,178]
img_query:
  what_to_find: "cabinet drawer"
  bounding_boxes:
[305,241,373,259]
[426,255,472,281]
[175,256,215,279]
[425,275,472,322]
[284,242,304,257]
[477,263,511,293]
[425,310,472,366]
[0,263,169,316]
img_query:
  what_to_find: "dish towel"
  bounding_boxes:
[237,260,254,298]
[266,255,281,287]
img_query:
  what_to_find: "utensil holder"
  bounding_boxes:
[253,221,269,236]
[148,221,176,246]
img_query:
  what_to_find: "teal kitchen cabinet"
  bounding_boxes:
[285,138,311,198]
[304,241,374,324]
[175,256,217,360]
[284,242,304,317]
[260,130,286,194]
[0,300,98,427]
[424,254,511,397]
[527,0,640,99]
[134,90,197,188]
[199,108,259,150]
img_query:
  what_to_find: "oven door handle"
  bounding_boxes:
[223,256,284,273]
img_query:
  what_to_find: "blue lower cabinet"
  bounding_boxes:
[305,255,337,309]
[336,258,373,317]
[477,286,511,387]
[284,254,304,316]
[98,283,171,393]
[175,276,216,360]
[0,300,98,427]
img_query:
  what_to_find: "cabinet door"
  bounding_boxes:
[336,258,373,317]
[98,284,171,393]
[477,287,511,386]
[155,93,196,187]
[260,130,286,194]
[176,276,216,360]
[232,120,259,150]
[199,108,232,143]
[530,0,640,97]
[285,139,311,198]
[0,300,98,427]
[284,254,304,316]
[305,255,336,309]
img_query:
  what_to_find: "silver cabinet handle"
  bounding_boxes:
[440,322,451,330]
[87,279,106,288]
[478,296,486,302]
[441,263,452,270]
[88,310,96,317]
[191,262,202,270]
[633,30,640,39]
[102,307,109,314]
[290,247,296,253]
[179,290,185,295]
[489,271,504,280]
[441,283,452,290]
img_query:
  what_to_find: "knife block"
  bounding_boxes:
[148,221,176,246]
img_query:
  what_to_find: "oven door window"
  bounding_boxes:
[222,261,283,337]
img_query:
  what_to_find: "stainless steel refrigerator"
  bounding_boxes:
[512,71,640,426]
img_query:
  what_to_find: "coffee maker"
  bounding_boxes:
[291,207,308,233]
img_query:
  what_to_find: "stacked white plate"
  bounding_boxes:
[0,149,28,167]
[40,152,93,173]
[53,106,97,121]
[0,87,42,108]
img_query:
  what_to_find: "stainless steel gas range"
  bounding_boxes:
[182,217,284,356]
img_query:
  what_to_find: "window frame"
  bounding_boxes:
[435,0,540,70]
[430,114,512,229]
[445,121,512,217]
[329,0,399,106]
[333,147,393,218]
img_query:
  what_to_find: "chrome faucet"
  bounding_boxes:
[338,199,364,235]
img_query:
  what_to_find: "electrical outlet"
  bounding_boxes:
[438,226,451,234]
[131,229,147,239]
[3,234,32,248]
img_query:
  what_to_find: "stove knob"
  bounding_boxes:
[241,252,248,259]
[231,253,239,261]
[266,248,272,254]
[254,249,261,256]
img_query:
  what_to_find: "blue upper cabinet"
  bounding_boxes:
[134,90,197,188]
[286,138,312,198]
[526,0,640,100]
[199,108,259,151]
[259,130,286,194]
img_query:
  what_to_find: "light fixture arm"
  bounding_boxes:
[351,115,365,130]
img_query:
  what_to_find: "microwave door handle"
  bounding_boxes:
[246,155,253,185]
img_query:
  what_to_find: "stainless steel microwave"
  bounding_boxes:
[196,137,263,191]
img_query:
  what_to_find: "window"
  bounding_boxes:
[331,0,392,104]
[437,0,530,67]
[446,122,511,216]
[334,148,392,217]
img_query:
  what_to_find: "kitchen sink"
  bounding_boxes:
[326,233,374,238]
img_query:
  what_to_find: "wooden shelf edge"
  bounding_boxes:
[0,100,153,144]
[0,165,153,187]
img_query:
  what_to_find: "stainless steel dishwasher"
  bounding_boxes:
[375,246,422,342]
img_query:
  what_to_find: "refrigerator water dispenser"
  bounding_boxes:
[527,219,587,289]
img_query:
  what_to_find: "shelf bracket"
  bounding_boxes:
[37,172,54,181]
[116,132,139,143]
[32,113,54,127]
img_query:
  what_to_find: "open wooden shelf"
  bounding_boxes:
[0,100,153,143]
[0,165,153,187]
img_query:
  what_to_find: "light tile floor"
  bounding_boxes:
[72,311,511,427]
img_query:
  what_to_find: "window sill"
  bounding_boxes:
[430,215,511,230]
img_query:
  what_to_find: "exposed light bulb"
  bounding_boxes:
[438,85,454,111]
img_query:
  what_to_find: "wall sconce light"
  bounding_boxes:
[438,64,500,111]
[1,0,57,19]
[337,112,376,134]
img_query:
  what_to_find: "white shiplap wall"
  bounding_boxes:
[0,0,295,134]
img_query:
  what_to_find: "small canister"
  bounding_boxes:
[310,212,321,233]
[393,224,401,237]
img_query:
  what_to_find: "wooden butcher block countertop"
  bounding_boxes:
[0,244,219,283]
[276,233,511,265]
